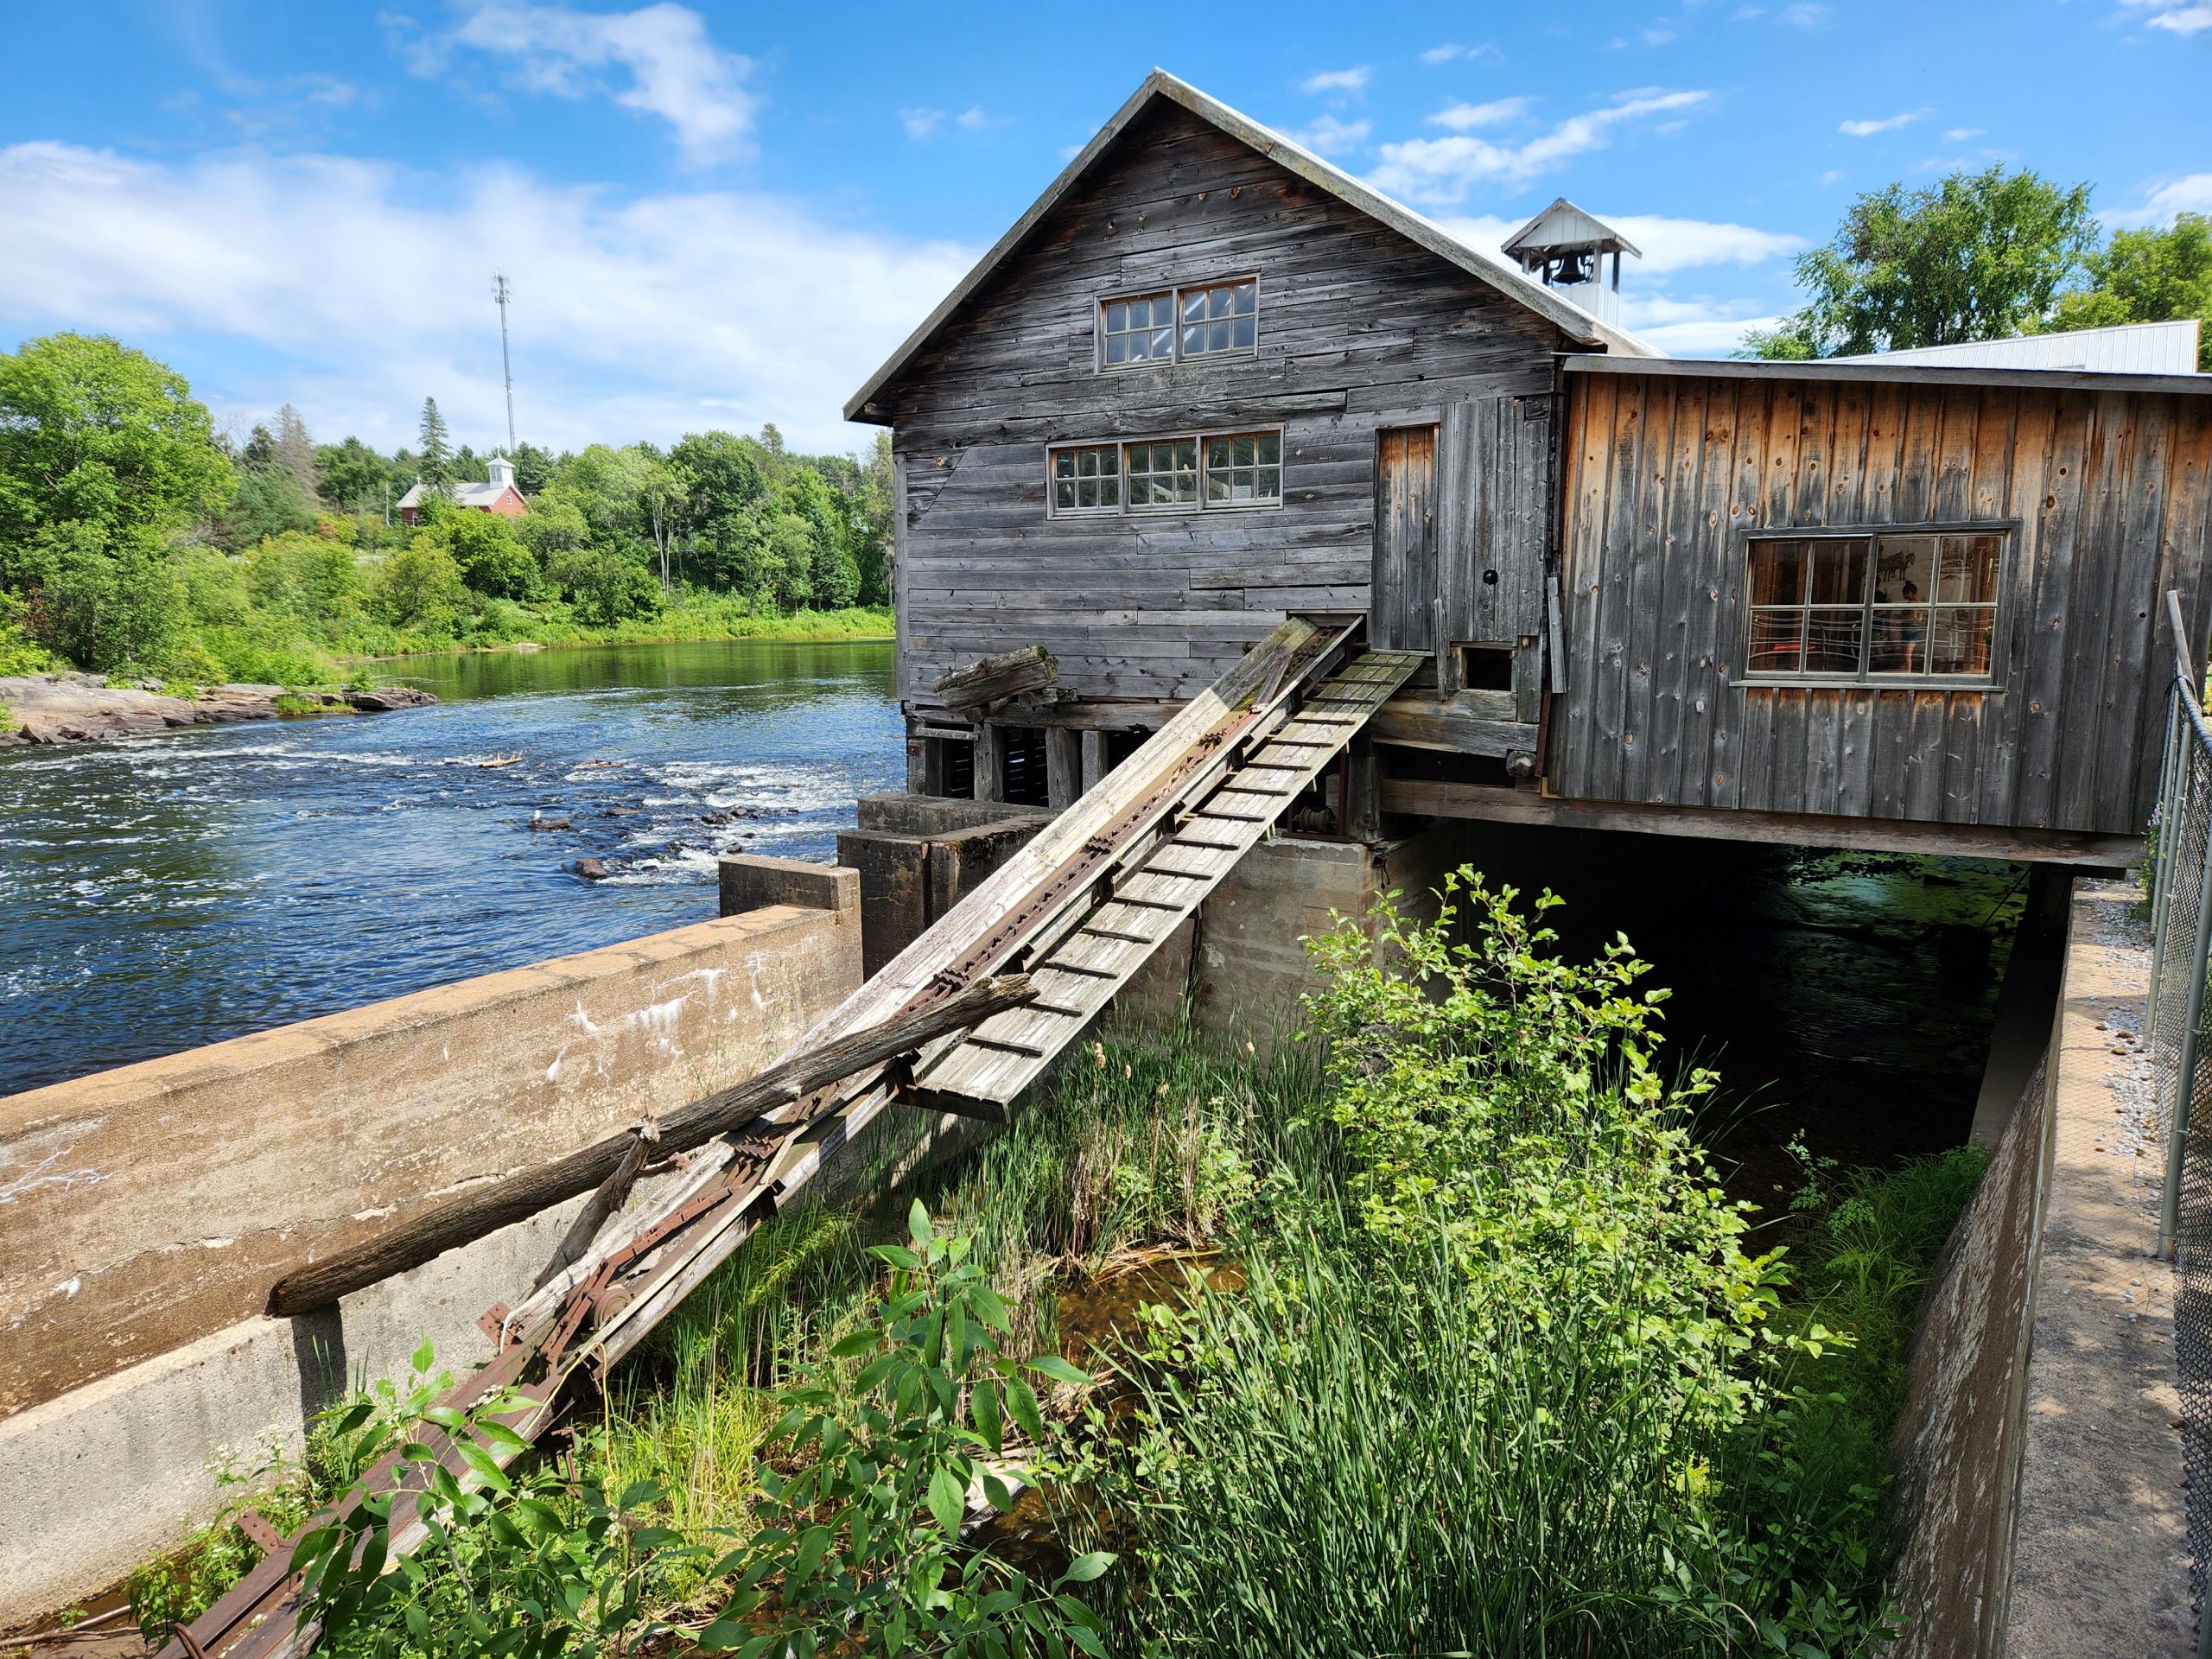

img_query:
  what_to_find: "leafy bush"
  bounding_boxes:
[371,537,471,638]
[1079,871,1891,1657]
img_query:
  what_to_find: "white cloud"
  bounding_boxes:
[432,2,758,162]
[1943,126,1985,141]
[0,140,976,454]
[1421,41,1496,63]
[1427,97,1535,131]
[1294,114,1373,156]
[1635,314,1784,353]
[900,106,944,139]
[1370,89,1708,203]
[956,106,988,130]
[2118,0,2212,30]
[1821,168,1846,185]
[1301,66,1372,95]
[1779,2,1832,25]
[1440,210,1802,273]
[2108,172,2212,226]
[1642,25,1679,44]
[1838,108,1929,137]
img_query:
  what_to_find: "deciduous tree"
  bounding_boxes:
[1745,167,2096,359]
[2044,213,2212,370]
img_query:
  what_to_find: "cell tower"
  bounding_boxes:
[492,270,517,455]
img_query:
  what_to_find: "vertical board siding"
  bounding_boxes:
[1556,371,2212,836]
[886,102,1561,702]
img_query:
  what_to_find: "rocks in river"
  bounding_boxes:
[344,686,438,713]
[604,805,639,817]
[574,857,611,881]
[701,810,733,825]
[0,672,438,748]
[529,817,572,832]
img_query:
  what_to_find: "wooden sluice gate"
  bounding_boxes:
[162,615,1417,1657]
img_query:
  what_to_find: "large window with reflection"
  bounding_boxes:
[1098,277,1258,369]
[1744,530,2005,683]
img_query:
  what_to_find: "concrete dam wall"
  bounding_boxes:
[0,856,862,1625]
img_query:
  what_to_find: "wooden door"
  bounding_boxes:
[1372,424,1439,652]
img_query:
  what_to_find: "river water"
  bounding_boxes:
[1,641,2024,1185]
[0,641,901,1096]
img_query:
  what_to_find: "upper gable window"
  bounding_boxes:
[1743,529,2005,683]
[1098,277,1259,370]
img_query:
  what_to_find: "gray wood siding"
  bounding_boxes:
[881,103,1567,703]
[1554,369,2212,836]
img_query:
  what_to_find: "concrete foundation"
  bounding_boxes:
[0,858,863,1625]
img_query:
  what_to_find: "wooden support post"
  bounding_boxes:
[1080,728,1106,793]
[974,721,1002,803]
[1347,738,1381,842]
[905,735,930,794]
[1046,727,1081,809]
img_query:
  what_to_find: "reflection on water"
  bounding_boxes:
[1421,823,2026,1190]
[0,640,900,1096]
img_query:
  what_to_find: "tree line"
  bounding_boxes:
[0,334,894,683]
[1743,166,2211,365]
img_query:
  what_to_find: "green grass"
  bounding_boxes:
[125,919,1985,1656]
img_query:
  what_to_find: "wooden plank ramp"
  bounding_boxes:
[907,647,1422,1116]
[160,619,1416,1659]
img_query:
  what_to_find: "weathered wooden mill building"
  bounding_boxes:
[849,69,2212,872]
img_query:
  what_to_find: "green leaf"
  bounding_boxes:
[411,1338,435,1376]
[926,1464,966,1535]
[868,1243,924,1271]
[973,1377,1004,1452]
[618,1478,663,1512]
[1005,1376,1044,1444]
[908,1197,933,1249]
[1060,1550,1115,1584]
[830,1327,880,1358]
[452,1439,511,1491]
[982,1472,1015,1513]
[1027,1356,1090,1388]
[790,1523,832,1584]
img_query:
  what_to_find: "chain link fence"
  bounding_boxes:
[2147,593,2212,1655]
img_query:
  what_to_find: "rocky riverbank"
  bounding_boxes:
[0,673,436,747]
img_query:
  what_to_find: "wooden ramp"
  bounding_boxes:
[906,645,1421,1116]
[160,617,1416,1658]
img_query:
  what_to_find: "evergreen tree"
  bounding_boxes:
[416,397,454,493]
[274,404,317,495]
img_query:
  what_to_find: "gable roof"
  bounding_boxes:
[1502,198,1642,261]
[843,69,1658,424]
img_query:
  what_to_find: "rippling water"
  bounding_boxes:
[0,640,900,1096]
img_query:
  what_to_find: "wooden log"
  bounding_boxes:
[265,975,1037,1316]
[532,1123,656,1292]
[934,645,1057,712]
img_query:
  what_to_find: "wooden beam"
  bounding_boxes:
[1379,779,2143,868]
[1367,691,1539,757]
[264,976,1038,1316]
[934,645,1058,713]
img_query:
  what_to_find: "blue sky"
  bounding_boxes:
[1,1,2205,456]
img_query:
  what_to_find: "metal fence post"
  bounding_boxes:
[2164,747,2212,1261]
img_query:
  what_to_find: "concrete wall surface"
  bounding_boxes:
[1999,880,2190,1656]
[0,895,862,1418]
[0,871,862,1624]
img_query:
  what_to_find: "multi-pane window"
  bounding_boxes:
[1744,530,2004,683]
[1126,438,1199,509]
[1100,293,1176,366]
[1203,431,1281,504]
[1098,276,1259,369]
[1050,443,1122,514]
[1046,429,1282,518]
[1180,279,1258,357]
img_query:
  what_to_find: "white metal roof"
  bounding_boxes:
[1502,198,1643,260]
[842,69,1659,424]
[397,478,517,511]
[1833,320,2200,375]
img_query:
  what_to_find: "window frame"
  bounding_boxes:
[1095,276,1262,372]
[1045,426,1285,520]
[1735,521,2014,690]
